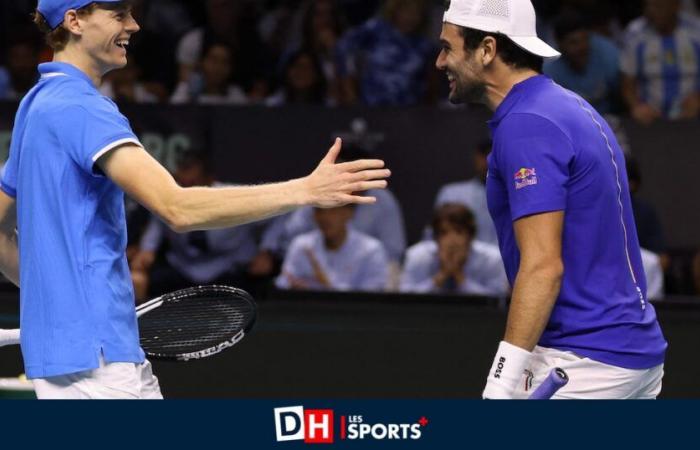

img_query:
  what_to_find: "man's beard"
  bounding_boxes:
[450,76,487,105]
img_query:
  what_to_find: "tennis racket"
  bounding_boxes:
[528,368,569,399]
[0,285,257,362]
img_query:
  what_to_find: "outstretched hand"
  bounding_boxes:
[303,138,391,208]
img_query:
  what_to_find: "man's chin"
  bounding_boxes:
[107,57,128,71]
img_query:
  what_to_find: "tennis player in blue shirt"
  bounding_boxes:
[437,0,667,399]
[0,0,390,399]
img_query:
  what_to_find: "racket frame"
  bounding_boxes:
[137,285,257,362]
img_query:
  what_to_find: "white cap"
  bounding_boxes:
[443,0,560,59]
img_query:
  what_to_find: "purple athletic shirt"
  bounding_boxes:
[486,75,666,369]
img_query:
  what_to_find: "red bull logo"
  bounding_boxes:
[514,167,538,190]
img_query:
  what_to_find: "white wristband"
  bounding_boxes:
[482,341,532,399]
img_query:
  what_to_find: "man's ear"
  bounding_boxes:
[481,36,497,66]
[63,9,84,36]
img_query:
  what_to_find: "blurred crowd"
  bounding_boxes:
[0,0,699,124]
[1,0,699,300]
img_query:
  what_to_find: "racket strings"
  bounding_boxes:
[138,287,255,357]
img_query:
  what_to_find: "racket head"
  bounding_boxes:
[137,285,257,361]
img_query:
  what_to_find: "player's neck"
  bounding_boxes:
[53,49,104,86]
[483,68,540,111]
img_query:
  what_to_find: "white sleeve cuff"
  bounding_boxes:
[91,138,142,162]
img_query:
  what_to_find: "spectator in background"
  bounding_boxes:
[544,12,622,115]
[434,139,498,246]
[0,34,40,101]
[130,153,258,300]
[335,0,436,106]
[171,42,248,105]
[176,0,271,101]
[100,60,158,103]
[298,0,347,102]
[621,0,700,124]
[265,48,332,106]
[276,205,389,292]
[264,146,406,286]
[400,204,508,296]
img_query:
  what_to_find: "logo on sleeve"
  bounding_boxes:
[514,168,538,190]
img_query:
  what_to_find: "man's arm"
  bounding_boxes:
[482,211,564,399]
[98,138,390,233]
[0,191,19,286]
[505,211,565,350]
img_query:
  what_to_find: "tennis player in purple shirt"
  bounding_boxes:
[437,0,667,399]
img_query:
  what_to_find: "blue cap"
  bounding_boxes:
[37,0,124,29]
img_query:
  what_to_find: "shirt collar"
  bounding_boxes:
[488,74,550,130]
[38,62,96,88]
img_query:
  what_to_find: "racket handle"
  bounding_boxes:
[528,368,569,400]
[0,329,20,347]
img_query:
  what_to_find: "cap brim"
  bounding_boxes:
[509,35,561,59]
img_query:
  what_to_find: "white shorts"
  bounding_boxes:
[32,356,163,400]
[513,346,664,399]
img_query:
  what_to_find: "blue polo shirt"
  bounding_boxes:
[486,75,667,369]
[1,62,145,378]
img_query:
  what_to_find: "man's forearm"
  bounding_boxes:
[503,266,562,351]
[0,231,19,286]
[165,178,308,233]
[101,142,389,235]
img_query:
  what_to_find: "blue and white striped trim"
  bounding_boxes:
[91,138,142,162]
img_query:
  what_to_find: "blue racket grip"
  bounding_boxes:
[528,368,569,400]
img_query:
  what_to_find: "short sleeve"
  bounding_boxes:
[56,99,141,175]
[1,97,31,197]
[492,114,575,221]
